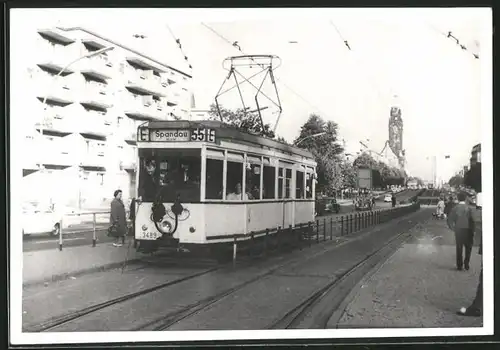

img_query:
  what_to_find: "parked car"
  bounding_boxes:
[384,194,393,202]
[22,203,61,236]
[315,197,341,216]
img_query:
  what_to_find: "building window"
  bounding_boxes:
[263,166,275,199]
[296,170,304,199]
[206,158,223,200]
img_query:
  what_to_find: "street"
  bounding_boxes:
[22,208,430,332]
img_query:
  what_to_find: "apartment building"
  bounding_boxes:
[16,27,193,209]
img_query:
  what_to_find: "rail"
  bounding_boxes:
[22,210,132,251]
[26,203,421,253]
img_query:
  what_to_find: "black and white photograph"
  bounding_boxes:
[8,7,492,345]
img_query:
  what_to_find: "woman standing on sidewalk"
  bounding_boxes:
[109,190,127,247]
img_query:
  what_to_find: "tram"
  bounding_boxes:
[133,120,317,257]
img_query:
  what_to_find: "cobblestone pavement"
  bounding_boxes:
[335,219,482,328]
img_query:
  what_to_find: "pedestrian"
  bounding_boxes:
[444,196,455,218]
[457,192,482,316]
[447,192,475,271]
[391,193,396,208]
[436,197,445,219]
[109,189,127,247]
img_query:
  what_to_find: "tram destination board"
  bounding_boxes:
[147,128,216,143]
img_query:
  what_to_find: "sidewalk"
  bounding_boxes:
[22,242,144,287]
[331,218,483,328]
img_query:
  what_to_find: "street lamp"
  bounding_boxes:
[294,132,326,146]
[38,46,115,169]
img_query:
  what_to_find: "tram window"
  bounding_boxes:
[263,166,275,199]
[206,158,223,199]
[138,149,201,203]
[226,161,246,200]
[285,169,292,199]
[246,163,261,200]
[296,171,305,199]
[278,167,284,199]
[306,172,313,199]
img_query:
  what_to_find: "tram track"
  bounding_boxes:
[267,227,413,329]
[133,210,428,331]
[23,266,221,332]
[26,209,427,332]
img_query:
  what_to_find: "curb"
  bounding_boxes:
[22,258,142,289]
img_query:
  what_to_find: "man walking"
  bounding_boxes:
[447,192,475,270]
[457,192,482,317]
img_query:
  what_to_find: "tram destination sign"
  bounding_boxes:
[148,128,216,143]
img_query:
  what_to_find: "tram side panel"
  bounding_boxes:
[294,200,315,226]
[204,204,244,242]
[134,202,206,244]
[246,202,285,234]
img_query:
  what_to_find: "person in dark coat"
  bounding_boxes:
[447,192,475,270]
[457,192,482,316]
[110,189,127,247]
[391,193,396,208]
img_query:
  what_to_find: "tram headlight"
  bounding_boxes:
[189,226,196,233]
[161,220,173,233]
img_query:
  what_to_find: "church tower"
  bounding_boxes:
[388,95,405,170]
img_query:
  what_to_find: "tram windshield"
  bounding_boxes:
[138,149,201,203]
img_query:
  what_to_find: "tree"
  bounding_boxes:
[294,114,344,195]
[448,174,464,188]
[207,104,275,138]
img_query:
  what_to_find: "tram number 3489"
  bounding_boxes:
[191,128,216,143]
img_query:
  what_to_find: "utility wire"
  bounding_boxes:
[328,20,396,104]
[166,24,193,70]
[426,22,479,59]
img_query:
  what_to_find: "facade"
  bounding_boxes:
[16,27,193,209]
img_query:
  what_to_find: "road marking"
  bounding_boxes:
[30,237,88,244]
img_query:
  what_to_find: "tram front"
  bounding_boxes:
[134,122,216,253]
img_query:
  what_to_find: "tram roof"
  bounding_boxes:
[145,120,315,160]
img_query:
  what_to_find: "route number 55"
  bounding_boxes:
[191,128,216,143]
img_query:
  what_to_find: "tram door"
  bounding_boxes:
[278,165,294,228]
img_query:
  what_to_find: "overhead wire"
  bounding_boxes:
[166,24,194,70]
[426,22,480,60]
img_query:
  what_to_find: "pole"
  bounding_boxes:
[232,237,237,267]
[92,213,97,247]
[58,218,63,251]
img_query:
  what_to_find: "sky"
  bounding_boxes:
[11,8,491,182]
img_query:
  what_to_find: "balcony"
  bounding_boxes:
[80,139,107,168]
[125,69,168,97]
[37,29,75,45]
[80,83,113,109]
[35,74,74,104]
[119,148,137,170]
[80,151,107,168]
[36,44,75,73]
[78,114,112,138]
[79,54,113,80]
[124,96,168,121]
[34,107,75,134]
[37,137,76,167]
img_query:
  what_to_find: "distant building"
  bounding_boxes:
[14,27,193,209]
